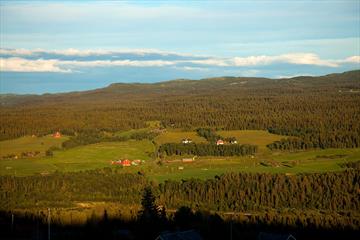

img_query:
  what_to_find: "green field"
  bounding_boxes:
[217,130,285,149]
[154,130,207,145]
[148,148,360,181]
[0,140,154,176]
[0,135,69,158]
[0,130,359,181]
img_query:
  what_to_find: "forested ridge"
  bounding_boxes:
[1,70,359,150]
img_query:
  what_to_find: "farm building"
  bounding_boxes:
[53,131,61,138]
[216,139,224,145]
[121,159,131,167]
[182,156,196,163]
[182,138,193,144]
[111,159,132,167]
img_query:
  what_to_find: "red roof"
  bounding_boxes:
[216,140,224,145]
[121,159,131,166]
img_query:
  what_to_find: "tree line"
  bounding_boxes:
[1,168,359,214]
[158,143,257,156]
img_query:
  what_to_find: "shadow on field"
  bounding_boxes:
[0,207,359,240]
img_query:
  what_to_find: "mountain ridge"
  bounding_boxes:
[1,69,359,107]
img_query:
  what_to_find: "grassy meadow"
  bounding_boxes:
[0,129,359,181]
[216,130,285,149]
[154,130,207,145]
[0,135,69,158]
[0,140,154,176]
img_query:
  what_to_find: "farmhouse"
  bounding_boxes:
[121,159,131,167]
[182,156,196,163]
[111,159,132,166]
[216,139,224,145]
[182,138,192,144]
[53,131,61,138]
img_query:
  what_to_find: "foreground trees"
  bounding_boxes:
[1,168,359,213]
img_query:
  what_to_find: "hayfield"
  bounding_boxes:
[1,130,359,181]
[0,140,154,176]
[216,130,285,149]
[154,130,207,145]
[0,135,69,158]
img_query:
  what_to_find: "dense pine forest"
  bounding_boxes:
[1,70,360,150]
[1,168,359,239]
[2,168,359,214]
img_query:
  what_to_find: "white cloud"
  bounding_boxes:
[187,58,229,67]
[185,53,339,67]
[0,48,40,56]
[339,55,360,64]
[0,57,176,72]
[62,59,175,67]
[173,66,210,71]
[0,57,71,73]
[0,48,192,57]
[0,49,358,73]
[232,53,338,67]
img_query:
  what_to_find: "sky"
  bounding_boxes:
[0,0,359,94]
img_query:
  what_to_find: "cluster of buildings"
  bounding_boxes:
[111,159,144,167]
[181,138,237,146]
[181,138,193,144]
[53,131,62,138]
[216,139,237,145]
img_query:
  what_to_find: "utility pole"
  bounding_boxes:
[11,212,14,233]
[230,214,233,240]
[48,208,51,240]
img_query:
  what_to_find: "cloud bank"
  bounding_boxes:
[0,48,359,73]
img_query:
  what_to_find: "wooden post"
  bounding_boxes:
[48,208,51,240]
[11,213,14,233]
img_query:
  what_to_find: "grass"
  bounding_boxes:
[147,148,360,181]
[217,130,285,149]
[1,130,359,182]
[154,130,207,145]
[0,135,69,158]
[0,140,154,176]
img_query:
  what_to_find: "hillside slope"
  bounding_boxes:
[1,70,359,106]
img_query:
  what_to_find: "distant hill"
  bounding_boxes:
[1,70,359,106]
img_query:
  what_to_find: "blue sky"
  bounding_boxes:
[0,1,359,94]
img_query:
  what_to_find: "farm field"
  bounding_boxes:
[0,129,359,181]
[148,148,360,181]
[0,135,69,158]
[0,140,154,176]
[216,130,285,149]
[154,130,207,145]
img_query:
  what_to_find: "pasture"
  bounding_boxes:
[217,130,285,149]
[0,140,154,176]
[1,129,359,181]
[148,148,360,181]
[0,135,69,158]
[154,130,207,145]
